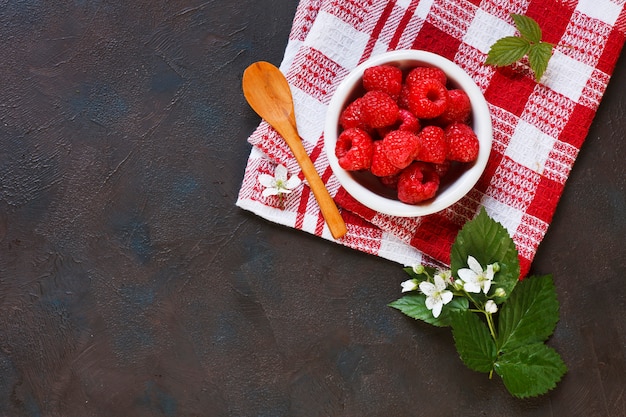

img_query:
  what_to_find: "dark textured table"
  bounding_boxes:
[1,1,624,416]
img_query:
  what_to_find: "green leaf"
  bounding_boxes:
[494,343,567,398]
[528,41,553,81]
[497,274,559,352]
[450,208,520,304]
[511,14,542,43]
[485,36,531,67]
[450,310,497,373]
[389,294,468,327]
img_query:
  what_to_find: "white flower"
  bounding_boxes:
[419,275,453,318]
[401,279,418,293]
[457,255,496,294]
[258,164,302,198]
[435,269,452,285]
[485,300,498,314]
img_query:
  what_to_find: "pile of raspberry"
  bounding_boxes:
[334,63,479,204]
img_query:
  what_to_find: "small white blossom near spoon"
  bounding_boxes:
[258,164,302,208]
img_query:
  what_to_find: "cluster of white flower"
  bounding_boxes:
[401,255,502,318]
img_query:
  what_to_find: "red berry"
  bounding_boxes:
[406,78,450,119]
[433,160,451,177]
[360,91,399,128]
[397,108,420,132]
[339,98,370,132]
[382,130,421,169]
[363,64,403,99]
[335,128,375,171]
[380,173,400,189]
[397,84,411,110]
[397,162,440,204]
[370,140,402,177]
[405,66,447,88]
[415,125,447,164]
[376,108,420,139]
[436,89,471,125]
[445,122,479,162]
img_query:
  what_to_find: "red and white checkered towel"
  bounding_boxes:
[237,0,626,277]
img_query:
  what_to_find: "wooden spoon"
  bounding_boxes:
[242,61,347,239]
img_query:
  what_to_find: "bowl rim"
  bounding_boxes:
[324,49,493,217]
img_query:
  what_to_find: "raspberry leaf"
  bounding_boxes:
[486,14,555,82]
[389,293,469,327]
[528,41,553,81]
[450,310,497,373]
[497,274,560,352]
[485,36,531,67]
[511,13,542,43]
[494,343,568,398]
[450,208,520,304]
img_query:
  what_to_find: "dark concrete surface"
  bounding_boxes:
[0,1,624,416]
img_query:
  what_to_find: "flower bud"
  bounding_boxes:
[490,262,500,273]
[452,279,464,291]
[494,287,507,298]
[401,279,418,293]
[412,264,425,275]
[485,300,498,314]
[436,269,452,283]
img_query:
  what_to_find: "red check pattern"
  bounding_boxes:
[237,0,626,277]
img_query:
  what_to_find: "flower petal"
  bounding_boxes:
[262,188,280,197]
[285,176,302,190]
[467,255,483,274]
[482,279,492,294]
[434,275,448,291]
[431,300,443,318]
[441,290,453,305]
[425,295,437,311]
[463,281,481,293]
[419,281,436,296]
[258,174,276,187]
[274,164,289,181]
[457,268,477,283]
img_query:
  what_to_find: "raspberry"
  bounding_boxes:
[436,89,471,125]
[380,173,400,189]
[382,130,421,169]
[376,109,420,139]
[370,140,402,177]
[397,84,411,110]
[433,160,451,178]
[445,122,479,162]
[360,91,399,128]
[362,64,403,99]
[335,128,375,171]
[339,98,370,132]
[397,162,441,204]
[406,66,447,88]
[396,108,421,132]
[406,78,450,119]
[415,125,447,164]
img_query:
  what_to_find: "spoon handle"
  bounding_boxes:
[276,121,348,239]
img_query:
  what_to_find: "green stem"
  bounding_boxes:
[485,311,497,341]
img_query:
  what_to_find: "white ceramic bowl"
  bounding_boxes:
[324,50,492,217]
